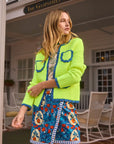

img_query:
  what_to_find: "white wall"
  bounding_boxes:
[79,29,114,66]
[9,37,41,96]
[79,28,114,92]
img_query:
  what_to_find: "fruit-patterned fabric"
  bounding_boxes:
[30,89,80,144]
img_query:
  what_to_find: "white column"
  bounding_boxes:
[89,66,93,91]
[0,0,6,142]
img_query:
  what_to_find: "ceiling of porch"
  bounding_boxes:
[6,0,114,43]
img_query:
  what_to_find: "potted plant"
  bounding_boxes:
[4,79,15,87]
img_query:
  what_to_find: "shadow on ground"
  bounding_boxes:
[3,128,31,144]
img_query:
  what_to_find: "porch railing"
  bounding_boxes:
[13,92,90,110]
[75,91,90,111]
[13,93,25,107]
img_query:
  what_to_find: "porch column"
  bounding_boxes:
[89,66,93,91]
[0,0,6,142]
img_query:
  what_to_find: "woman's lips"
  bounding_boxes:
[65,28,70,31]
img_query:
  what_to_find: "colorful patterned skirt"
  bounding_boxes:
[30,89,80,144]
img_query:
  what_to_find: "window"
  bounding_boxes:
[17,58,33,93]
[95,50,114,63]
[98,68,112,104]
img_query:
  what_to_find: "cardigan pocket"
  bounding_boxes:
[60,50,73,62]
[35,60,46,72]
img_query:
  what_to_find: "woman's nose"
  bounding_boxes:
[65,21,69,26]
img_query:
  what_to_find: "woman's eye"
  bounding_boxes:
[60,19,65,22]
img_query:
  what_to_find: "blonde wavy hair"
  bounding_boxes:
[40,9,77,60]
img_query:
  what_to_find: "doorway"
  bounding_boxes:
[97,67,114,104]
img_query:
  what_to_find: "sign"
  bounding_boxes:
[24,0,71,14]
[6,0,18,5]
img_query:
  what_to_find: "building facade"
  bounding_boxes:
[5,0,114,109]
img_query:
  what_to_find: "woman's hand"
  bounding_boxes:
[12,105,27,128]
[28,82,44,97]
[28,79,57,97]
[12,112,24,128]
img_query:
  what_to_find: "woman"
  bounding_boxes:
[12,9,86,144]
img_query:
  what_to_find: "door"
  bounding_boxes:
[97,67,114,104]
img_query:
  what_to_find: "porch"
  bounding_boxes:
[3,128,114,144]
[5,0,114,120]
[3,0,114,143]
[3,91,114,143]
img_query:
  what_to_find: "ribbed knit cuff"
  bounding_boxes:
[21,104,32,111]
[55,78,60,88]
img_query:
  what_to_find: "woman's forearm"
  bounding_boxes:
[18,105,28,115]
[42,79,57,89]
[28,79,58,97]
[12,105,28,128]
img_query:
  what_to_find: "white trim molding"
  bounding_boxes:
[0,0,6,138]
[6,0,84,21]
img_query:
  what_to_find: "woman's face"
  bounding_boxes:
[58,12,71,35]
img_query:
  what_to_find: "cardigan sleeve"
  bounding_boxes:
[22,56,39,109]
[55,38,86,88]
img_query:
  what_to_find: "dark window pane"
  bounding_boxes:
[96,58,100,62]
[98,81,102,86]
[96,52,100,57]
[108,99,112,104]
[98,87,102,92]
[103,81,107,86]
[98,76,102,80]
[108,87,112,91]
[98,69,102,74]
[108,69,112,74]
[105,99,108,104]
[101,52,104,56]
[108,93,112,98]
[103,76,107,80]
[108,81,112,85]
[108,75,112,80]
[110,50,114,55]
[103,87,107,91]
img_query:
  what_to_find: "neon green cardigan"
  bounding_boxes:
[22,38,86,109]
